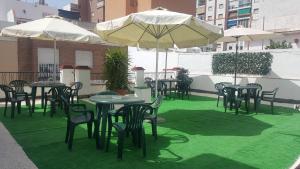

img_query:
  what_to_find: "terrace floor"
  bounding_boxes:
[0,95,299,169]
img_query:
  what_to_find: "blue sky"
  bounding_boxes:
[46,0,71,8]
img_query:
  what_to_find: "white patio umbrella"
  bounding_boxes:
[96,7,223,97]
[1,15,104,81]
[217,26,280,85]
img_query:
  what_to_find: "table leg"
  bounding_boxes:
[169,81,172,98]
[95,103,102,149]
[100,104,109,149]
[95,103,110,150]
[41,87,45,108]
[246,89,250,113]
[31,86,37,113]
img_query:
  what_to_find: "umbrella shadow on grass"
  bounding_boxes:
[159,109,272,136]
[148,153,259,169]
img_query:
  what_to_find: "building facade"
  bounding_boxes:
[65,0,195,22]
[196,0,300,51]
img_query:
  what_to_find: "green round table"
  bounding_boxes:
[89,94,144,149]
[31,81,65,113]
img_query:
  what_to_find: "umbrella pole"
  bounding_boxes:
[53,39,57,82]
[155,39,159,98]
[164,49,168,79]
[234,37,239,85]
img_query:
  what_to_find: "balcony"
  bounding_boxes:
[228,11,238,19]
[238,8,251,16]
[228,5,238,11]
[239,2,252,8]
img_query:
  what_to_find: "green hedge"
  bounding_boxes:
[212,52,273,75]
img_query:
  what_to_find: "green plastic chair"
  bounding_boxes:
[106,104,153,159]
[60,86,95,150]
[223,86,243,115]
[145,95,163,140]
[257,88,279,114]
[0,84,31,118]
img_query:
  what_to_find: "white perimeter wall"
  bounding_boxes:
[129,47,300,101]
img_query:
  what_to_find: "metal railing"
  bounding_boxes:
[142,71,176,80]
[0,72,60,85]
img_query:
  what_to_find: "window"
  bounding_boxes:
[253,8,259,14]
[218,14,223,19]
[238,19,249,28]
[207,16,213,21]
[37,48,59,79]
[229,46,233,50]
[219,4,224,9]
[208,6,213,11]
[75,51,93,68]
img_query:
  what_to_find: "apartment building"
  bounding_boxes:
[65,0,195,22]
[196,0,300,50]
[196,0,254,30]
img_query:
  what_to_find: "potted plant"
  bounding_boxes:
[104,48,130,95]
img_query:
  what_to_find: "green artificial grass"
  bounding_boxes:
[0,95,300,169]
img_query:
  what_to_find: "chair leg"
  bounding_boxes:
[25,96,31,114]
[271,101,274,114]
[4,100,8,117]
[68,125,75,150]
[17,101,21,114]
[235,101,240,115]
[71,96,74,104]
[87,122,93,139]
[65,121,70,143]
[151,119,157,140]
[11,102,15,119]
[43,100,47,116]
[142,128,146,157]
[117,131,125,159]
[217,96,220,107]
[50,101,56,117]
[106,126,112,152]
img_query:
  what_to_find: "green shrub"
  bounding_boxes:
[104,48,129,90]
[212,52,273,75]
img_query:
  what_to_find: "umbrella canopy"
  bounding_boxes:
[96,7,223,96]
[96,8,223,48]
[217,27,279,43]
[1,15,102,43]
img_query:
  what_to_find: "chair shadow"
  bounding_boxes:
[159,109,272,136]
